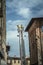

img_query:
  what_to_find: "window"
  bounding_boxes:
[41,26,43,32]
[0,18,3,34]
[0,0,3,17]
[14,60,16,63]
[0,18,1,27]
[0,2,1,8]
[0,0,2,9]
[18,60,20,63]
[8,60,10,64]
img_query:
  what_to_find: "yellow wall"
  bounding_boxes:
[7,59,30,65]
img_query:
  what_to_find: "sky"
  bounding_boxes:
[6,0,43,57]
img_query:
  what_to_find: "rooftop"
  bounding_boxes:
[25,17,43,31]
[7,56,30,60]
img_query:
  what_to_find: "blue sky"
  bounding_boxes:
[6,0,43,57]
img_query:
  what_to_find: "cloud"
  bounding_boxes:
[16,8,31,18]
[6,30,20,56]
[37,9,43,16]
[6,0,43,9]
[6,0,43,57]
[6,30,29,57]
[6,31,18,39]
[6,19,29,31]
[6,0,43,19]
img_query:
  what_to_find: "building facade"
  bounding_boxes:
[0,0,7,65]
[7,57,30,65]
[25,17,43,65]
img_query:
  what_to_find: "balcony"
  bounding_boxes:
[6,45,10,54]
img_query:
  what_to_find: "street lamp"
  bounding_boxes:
[17,25,26,65]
